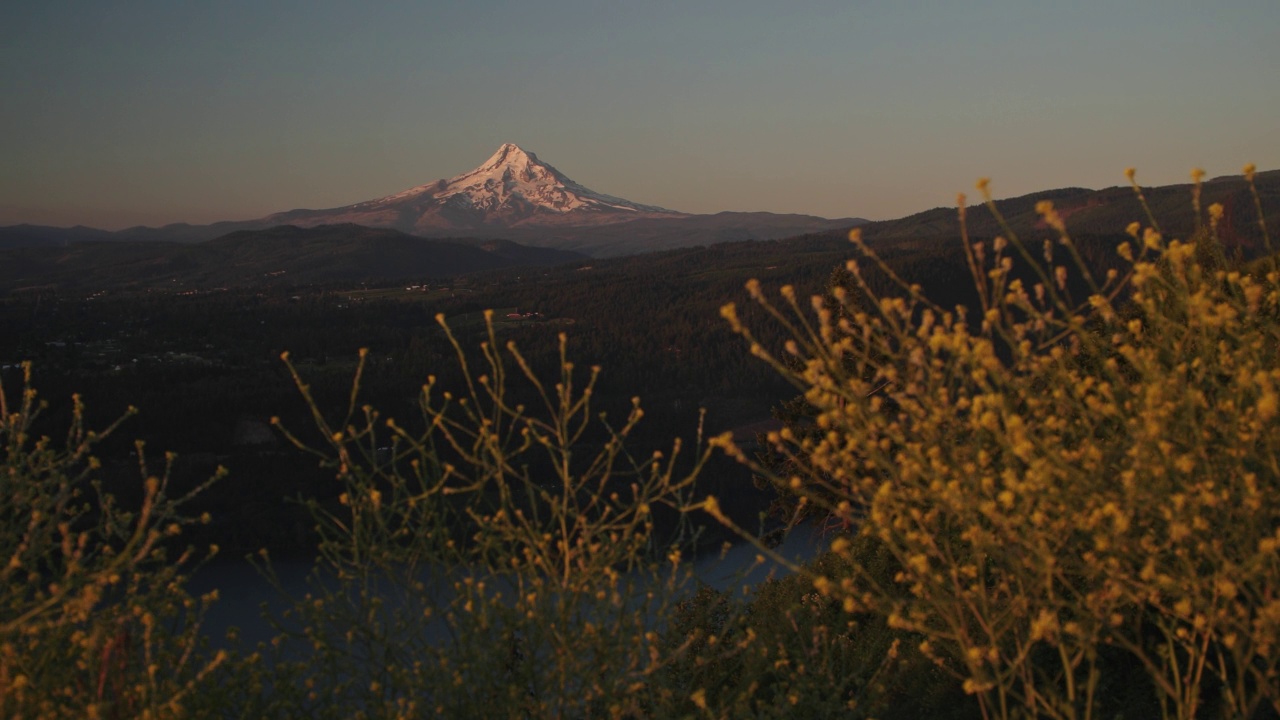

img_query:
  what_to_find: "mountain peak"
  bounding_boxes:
[263,145,684,235]
[456,143,559,187]
[485,143,535,166]
[367,144,680,222]
[472,143,540,176]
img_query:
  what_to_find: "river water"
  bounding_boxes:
[187,524,830,651]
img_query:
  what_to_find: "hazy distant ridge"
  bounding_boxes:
[0,224,583,291]
[0,144,865,257]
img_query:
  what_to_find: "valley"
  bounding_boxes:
[1,234,874,556]
[4,167,1277,558]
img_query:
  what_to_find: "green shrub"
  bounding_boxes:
[0,364,224,719]
[716,166,1280,719]
[263,317,711,718]
[661,536,980,719]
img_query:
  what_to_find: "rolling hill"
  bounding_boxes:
[0,225,583,291]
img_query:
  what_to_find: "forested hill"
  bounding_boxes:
[0,224,583,291]
[860,169,1280,253]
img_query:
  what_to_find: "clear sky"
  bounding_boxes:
[2,1,1277,229]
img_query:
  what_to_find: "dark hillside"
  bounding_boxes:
[0,224,116,249]
[0,224,583,291]
[861,169,1280,258]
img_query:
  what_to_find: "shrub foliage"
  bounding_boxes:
[716,167,1280,719]
[0,365,224,718]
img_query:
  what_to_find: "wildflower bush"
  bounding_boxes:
[715,166,1280,719]
[656,537,978,719]
[257,310,970,719]
[0,364,225,719]
[262,317,714,718]
[261,311,990,716]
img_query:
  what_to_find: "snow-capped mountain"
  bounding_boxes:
[1,144,867,257]
[262,143,685,234]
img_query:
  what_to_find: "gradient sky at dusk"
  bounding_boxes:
[2,1,1277,230]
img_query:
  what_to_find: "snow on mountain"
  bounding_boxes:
[4,144,864,257]
[262,143,684,234]
[377,143,675,214]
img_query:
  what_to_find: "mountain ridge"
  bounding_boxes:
[858,169,1280,250]
[5,159,1275,262]
[0,224,584,291]
[0,144,864,256]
